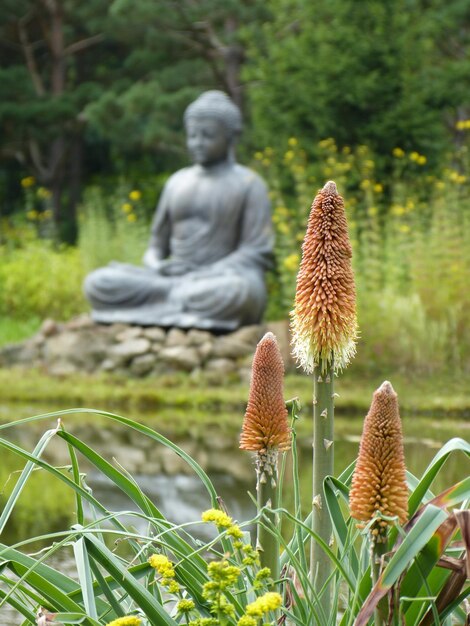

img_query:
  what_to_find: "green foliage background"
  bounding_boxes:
[1,0,470,375]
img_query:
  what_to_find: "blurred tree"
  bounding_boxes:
[0,0,267,241]
[245,0,470,170]
[0,0,119,242]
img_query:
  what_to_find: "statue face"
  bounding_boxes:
[186,116,231,166]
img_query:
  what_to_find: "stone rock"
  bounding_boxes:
[160,447,191,475]
[44,329,112,371]
[0,343,24,366]
[48,361,79,376]
[197,341,214,362]
[230,324,265,345]
[142,327,166,342]
[207,450,252,482]
[109,338,151,363]
[116,326,144,342]
[265,320,296,370]
[100,358,117,372]
[111,446,146,472]
[204,358,237,376]
[158,346,201,371]
[211,336,254,360]
[165,327,188,347]
[109,323,129,337]
[41,318,60,337]
[65,314,94,331]
[130,353,157,376]
[187,329,213,347]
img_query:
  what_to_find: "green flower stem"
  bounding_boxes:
[256,449,280,586]
[371,538,388,625]
[310,358,335,614]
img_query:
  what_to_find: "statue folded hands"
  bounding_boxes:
[84,90,273,331]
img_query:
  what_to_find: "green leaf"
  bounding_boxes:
[83,532,179,626]
[355,504,448,626]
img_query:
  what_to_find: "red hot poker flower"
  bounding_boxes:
[291,181,357,373]
[349,381,408,541]
[240,332,291,454]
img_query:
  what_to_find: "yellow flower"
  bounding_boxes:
[226,524,244,539]
[364,159,375,170]
[318,137,335,149]
[106,618,142,626]
[342,146,351,155]
[237,617,257,626]
[373,183,383,194]
[409,151,420,162]
[456,119,470,130]
[21,176,36,188]
[391,204,405,216]
[360,179,371,190]
[417,155,427,165]
[284,150,295,161]
[177,598,195,613]
[202,508,233,528]
[148,554,175,578]
[288,137,298,147]
[262,158,271,167]
[254,151,263,160]
[37,187,52,199]
[399,224,410,234]
[129,190,141,201]
[435,181,445,190]
[246,592,282,617]
[283,253,300,272]
[277,222,289,235]
[121,203,133,213]
[127,213,137,222]
[392,147,405,158]
[368,206,378,217]
[26,210,39,221]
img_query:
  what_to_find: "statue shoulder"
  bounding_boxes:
[233,164,269,193]
[163,166,194,189]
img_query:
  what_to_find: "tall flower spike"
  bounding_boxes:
[349,381,408,542]
[291,181,357,373]
[240,332,291,456]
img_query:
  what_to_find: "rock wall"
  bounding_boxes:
[0,315,294,378]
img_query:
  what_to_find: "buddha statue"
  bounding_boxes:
[84,90,273,331]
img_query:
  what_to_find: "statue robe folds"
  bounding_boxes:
[84,164,273,331]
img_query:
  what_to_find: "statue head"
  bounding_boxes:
[184,91,242,166]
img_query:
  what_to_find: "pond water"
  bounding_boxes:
[1,401,469,625]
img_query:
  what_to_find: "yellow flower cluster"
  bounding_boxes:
[129,189,142,201]
[106,617,142,626]
[177,598,195,613]
[456,119,470,130]
[37,187,52,200]
[392,147,405,158]
[201,508,233,528]
[245,591,282,617]
[148,553,180,593]
[409,151,426,165]
[448,170,467,184]
[21,176,36,188]
[283,253,299,272]
[237,617,257,626]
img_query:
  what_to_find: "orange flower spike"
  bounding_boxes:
[349,381,408,541]
[240,332,291,454]
[291,181,357,373]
